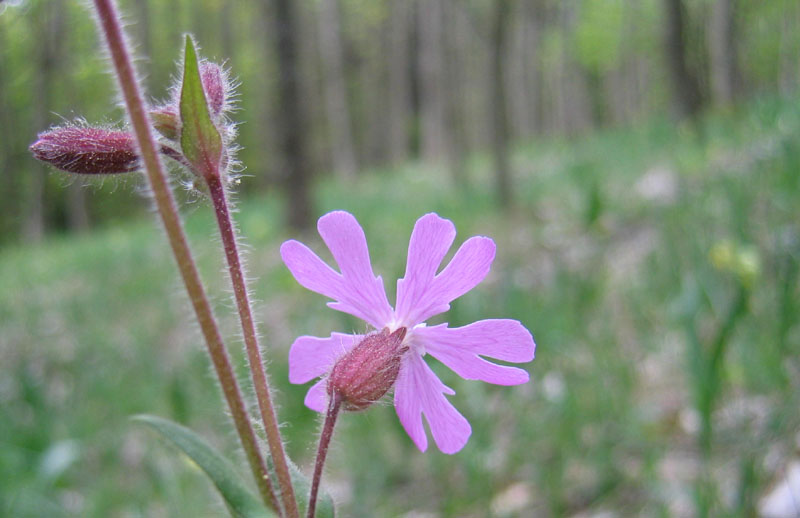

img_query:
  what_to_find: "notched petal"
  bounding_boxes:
[394,354,471,454]
[280,211,393,328]
[396,213,456,325]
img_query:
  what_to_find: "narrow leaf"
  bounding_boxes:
[179,35,222,179]
[132,415,273,518]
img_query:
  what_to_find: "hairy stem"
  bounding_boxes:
[308,394,341,518]
[91,0,279,512]
[207,175,299,518]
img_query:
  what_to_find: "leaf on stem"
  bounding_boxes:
[179,35,222,179]
[132,415,273,518]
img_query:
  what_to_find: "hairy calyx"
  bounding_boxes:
[328,327,408,411]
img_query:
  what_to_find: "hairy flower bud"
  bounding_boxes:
[328,327,408,411]
[150,106,180,141]
[29,126,139,174]
[200,62,225,117]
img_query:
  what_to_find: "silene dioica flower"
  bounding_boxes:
[282,211,536,454]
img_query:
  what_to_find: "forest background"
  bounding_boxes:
[2,0,797,238]
[2,0,800,517]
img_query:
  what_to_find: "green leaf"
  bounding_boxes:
[132,415,273,518]
[266,456,336,518]
[179,35,222,179]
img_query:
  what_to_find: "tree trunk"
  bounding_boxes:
[663,0,704,118]
[442,0,467,185]
[552,4,569,134]
[26,1,65,241]
[510,1,540,139]
[0,20,13,239]
[490,0,512,206]
[560,1,592,134]
[619,0,644,124]
[132,0,153,90]
[708,0,740,105]
[387,0,411,164]
[266,0,313,230]
[418,0,447,162]
[527,0,545,135]
[317,0,357,179]
[778,2,800,95]
[57,4,91,234]
[66,183,90,233]
[220,3,235,64]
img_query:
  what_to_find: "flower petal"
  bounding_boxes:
[280,211,392,328]
[304,378,329,412]
[318,211,394,326]
[280,239,340,297]
[394,353,471,454]
[397,232,496,326]
[396,213,456,326]
[415,320,535,386]
[289,333,362,384]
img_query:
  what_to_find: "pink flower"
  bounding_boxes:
[281,211,535,454]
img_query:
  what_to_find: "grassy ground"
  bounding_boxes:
[2,96,799,517]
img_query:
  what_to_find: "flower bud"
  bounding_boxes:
[29,126,139,174]
[328,327,408,411]
[150,106,180,141]
[200,62,225,118]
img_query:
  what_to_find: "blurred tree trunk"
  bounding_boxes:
[663,0,704,118]
[490,0,512,206]
[619,0,645,123]
[552,3,569,134]
[778,2,800,95]
[317,0,357,180]
[539,4,558,134]
[356,27,385,167]
[387,0,411,164]
[265,0,313,230]
[220,3,235,60]
[65,184,90,233]
[168,1,185,61]
[443,0,467,185]
[132,0,153,90]
[64,39,90,234]
[708,0,740,105]
[527,0,545,135]
[26,2,66,241]
[582,68,606,127]
[510,0,542,138]
[561,2,592,134]
[191,0,211,57]
[0,21,13,239]
[418,0,447,161]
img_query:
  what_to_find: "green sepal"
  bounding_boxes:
[132,415,273,518]
[179,35,222,179]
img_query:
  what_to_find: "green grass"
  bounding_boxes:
[2,95,799,517]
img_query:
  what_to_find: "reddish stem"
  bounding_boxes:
[206,174,299,518]
[307,394,341,518]
[91,0,279,512]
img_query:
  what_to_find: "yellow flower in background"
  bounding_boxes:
[710,239,761,288]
